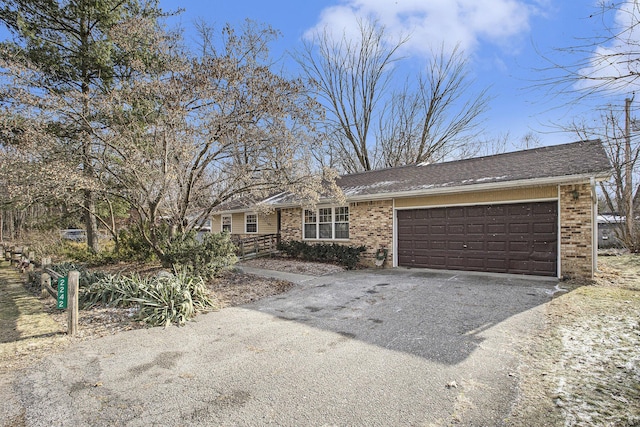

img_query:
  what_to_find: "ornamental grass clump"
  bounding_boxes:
[80,274,144,309]
[28,262,108,292]
[79,273,217,327]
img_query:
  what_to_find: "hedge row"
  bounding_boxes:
[277,240,366,269]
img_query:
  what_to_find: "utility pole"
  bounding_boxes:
[625,97,634,247]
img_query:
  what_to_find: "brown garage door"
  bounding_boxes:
[397,202,557,276]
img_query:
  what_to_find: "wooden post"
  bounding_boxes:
[40,273,51,299]
[67,271,79,336]
[42,257,51,268]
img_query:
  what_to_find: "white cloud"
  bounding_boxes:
[575,1,640,94]
[305,0,535,56]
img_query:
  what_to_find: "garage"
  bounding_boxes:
[396,201,558,276]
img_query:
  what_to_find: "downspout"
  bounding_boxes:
[591,177,598,276]
[557,184,562,279]
[392,198,398,267]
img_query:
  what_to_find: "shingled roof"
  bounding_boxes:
[216,139,612,211]
[334,139,612,200]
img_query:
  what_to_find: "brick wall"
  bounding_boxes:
[349,200,394,267]
[280,208,302,241]
[280,188,596,277]
[279,202,394,267]
[559,183,594,279]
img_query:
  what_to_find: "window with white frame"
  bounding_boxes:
[318,207,332,238]
[303,206,349,240]
[334,206,349,239]
[221,215,232,233]
[245,214,257,233]
[304,209,317,239]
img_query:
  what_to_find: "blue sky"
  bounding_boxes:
[0,1,632,150]
[160,0,637,150]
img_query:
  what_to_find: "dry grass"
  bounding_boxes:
[0,265,69,372]
[510,254,640,426]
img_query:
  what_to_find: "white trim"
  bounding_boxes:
[302,205,350,241]
[213,174,610,214]
[393,197,558,211]
[392,198,398,268]
[244,213,258,234]
[221,214,232,233]
[325,173,609,205]
[557,184,562,279]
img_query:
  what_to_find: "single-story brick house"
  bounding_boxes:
[212,139,612,279]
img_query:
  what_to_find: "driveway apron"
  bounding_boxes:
[12,269,557,426]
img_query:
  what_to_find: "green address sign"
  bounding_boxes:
[56,277,68,309]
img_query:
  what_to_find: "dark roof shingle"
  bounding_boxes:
[215,139,612,211]
[337,139,612,198]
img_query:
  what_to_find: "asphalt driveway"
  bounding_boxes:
[11,268,558,426]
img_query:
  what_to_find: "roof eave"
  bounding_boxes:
[328,171,613,204]
[213,171,613,213]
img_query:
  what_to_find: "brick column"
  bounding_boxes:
[280,208,302,241]
[349,200,394,267]
[559,183,594,279]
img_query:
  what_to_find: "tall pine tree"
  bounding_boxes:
[0,0,165,250]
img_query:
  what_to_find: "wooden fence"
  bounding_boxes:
[234,233,280,259]
[1,243,37,272]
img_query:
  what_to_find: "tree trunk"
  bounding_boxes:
[84,189,99,252]
[80,12,99,253]
[625,98,636,251]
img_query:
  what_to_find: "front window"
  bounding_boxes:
[303,206,349,240]
[334,206,349,239]
[319,208,332,239]
[304,210,317,239]
[245,214,257,233]
[221,215,231,233]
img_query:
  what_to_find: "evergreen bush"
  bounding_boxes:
[277,240,366,269]
[160,232,237,280]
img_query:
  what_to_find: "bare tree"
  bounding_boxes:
[538,1,640,101]
[0,0,166,251]
[1,13,329,256]
[377,45,489,167]
[536,2,640,250]
[296,19,405,173]
[97,20,328,257]
[296,20,488,172]
[568,103,640,251]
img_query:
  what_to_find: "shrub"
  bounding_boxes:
[80,274,144,309]
[277,240,366,269]
[115,227,157,263]
[61,240,119,266]
[16,229,67,260]
[132,274,215,327]
[40,262,108,288]
[160,232,237,280]
[26,261,108,296]
[80,273,217,327]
